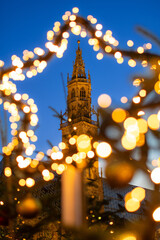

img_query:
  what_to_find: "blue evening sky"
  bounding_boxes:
[1,0,160,188]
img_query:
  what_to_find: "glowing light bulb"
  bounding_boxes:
[98,94,111,108]
[153,207,160,222]
[96,142,112,158]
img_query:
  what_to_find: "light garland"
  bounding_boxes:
[0,9,160,238]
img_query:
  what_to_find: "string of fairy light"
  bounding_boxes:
[0,7,160,232]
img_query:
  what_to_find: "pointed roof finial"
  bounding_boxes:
[77,40,80,50]
[72,40,86,79]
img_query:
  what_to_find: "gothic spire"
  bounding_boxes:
[72,40,86,79]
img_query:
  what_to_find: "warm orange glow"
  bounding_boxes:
[137,47,144,54]
[112,108,126,123]
[132,96,141,104]
[128,59,136,67]
[69,137,76,145]
[136,134,145,147]
[114,51,122,59]
[42,169,50,177]
[4,167,12,177]
[124,117,137,130]
[77,134,91,153]
[139,89,147,97]
[96,142,112,158]
[121,134,136,150]
[96,53,103,60]
[87,151,95,158]
[59,142,66,150]
[131,187,145,201]
[65,156,73,164]
[26,178,35,187]
[145,43,152,49]
[148,114,159,130]
[153,207,160,222]
[19,179,26,187]
[154,81,160,94]
[151,167,160,184]
[122,235,137,240]
[127,40,134,47]
[125,198,140,212]
[51,163,58,170]
[137,119,148,133]
[105,46,112,53]
[72,7,79,13]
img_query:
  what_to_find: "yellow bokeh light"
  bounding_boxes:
[70,14,76,21]
[77,134,91,153]
[112,108,127,123]
[146,43,152,49]
[14,93,21,101]
[43,175,51,181]
[124,117,137,130]
[139,89,146,97]
[132,96,141,104]
[69,137,76,145]
[90,18,97,24]
[121,134,136,150]
[137,111,145,117]
[125,198,140,212]
[95,30,102,38]
[80,30,87,38]
[114,51,122,59]
[105,46,112,53]
[62,32,69,39]
[26,178,35,187]
[117,57,124,64]
[93,141,99,149]
[19,179,26,187]
[96,53,103,60]
[148,114,159,130]
[122,235,137,240]
[0,60,4,67]
[4,167,12,177]
[71,25,81,35]
[137,119,148,133]
[22,93,29,100]
[42,169,50,177]
[59,142,66,150]
[51,163,58,171]
[65,156,73,164]
[128,59,136,67]
[87,151,95,158]
[131,187,145,202]
[98,94,111,108]
[96,142,112,158]
[127,40,134,47]
[47,30,54,41]
[30,159,39,168]
[96,24,102,30]
[136,134,145,147]
[151,167,160,184]
[154,81,160,94]
[153,207,160,222]
[72,7,79,13]
[137,47,144,54]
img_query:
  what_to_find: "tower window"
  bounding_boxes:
[71,88,75,99]
[80,87,86,99]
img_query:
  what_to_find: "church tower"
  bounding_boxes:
[60,41,100,182]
